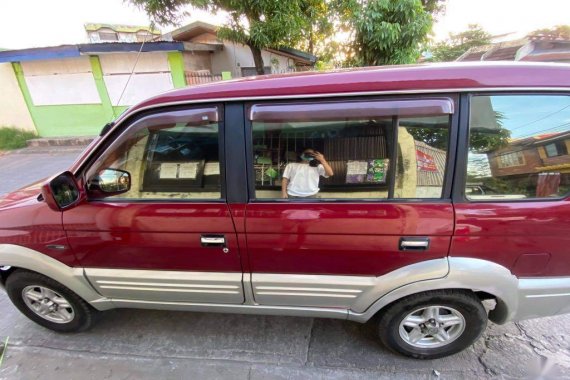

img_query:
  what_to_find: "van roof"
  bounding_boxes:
[128,62,570,114]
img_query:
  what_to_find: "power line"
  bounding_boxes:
[509,103,570,132]
[513,121,570,140]
[113,22,155,118]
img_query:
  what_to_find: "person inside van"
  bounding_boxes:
[281,148,334,198]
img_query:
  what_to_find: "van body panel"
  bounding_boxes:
[63,202,242,273]
[245,202,453,276]
[1,63,570,333]
[452,199,570,276]
[0,190,76,266]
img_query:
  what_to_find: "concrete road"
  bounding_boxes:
[0,148,82,196]
[0,148,569,379]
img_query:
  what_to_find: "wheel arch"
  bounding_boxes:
[349,258,519,325]
[0,244,112,310]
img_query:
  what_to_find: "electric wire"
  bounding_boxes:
[113,22,155,118]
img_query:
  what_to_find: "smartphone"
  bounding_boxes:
[309,151,319,167]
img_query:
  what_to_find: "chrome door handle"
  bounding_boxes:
[399,237,430,251]
[201,235,226,247]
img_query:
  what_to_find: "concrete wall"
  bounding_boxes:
[0,63,36,132]
[99,52,174,106]
[14,57,113,137]
[98,52,170,74]
[3,51,187,137]
[182,51,212,72]
[211,42,296,76]
[22,57,100,106]
[262,50,292,74]
[0,41,299,137]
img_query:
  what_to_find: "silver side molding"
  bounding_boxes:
[251,258,449,312]
[0,244,113,310]
[85,268,245,304]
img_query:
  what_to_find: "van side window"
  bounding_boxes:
[467,95,570,200]
[86,107,222,200]
[249,99,452,200]
[395,117,449,198]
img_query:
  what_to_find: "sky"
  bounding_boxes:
[0,0,569,50]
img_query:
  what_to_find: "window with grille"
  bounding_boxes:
[249,99,453,200]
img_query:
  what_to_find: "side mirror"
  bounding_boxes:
[42,172,81,211]
[88,169,131,197]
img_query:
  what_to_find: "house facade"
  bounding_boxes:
[488,132,570,177]
[163,21,317,79]
[0,22,315,137]
[484,132,570,197]
[85,23,161,43]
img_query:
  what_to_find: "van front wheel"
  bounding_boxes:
[377,290,487,359]
[6,270,97,333]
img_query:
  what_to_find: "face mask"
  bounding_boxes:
[301,153,314,161]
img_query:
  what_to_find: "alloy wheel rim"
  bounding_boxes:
[22,285,75,324]
[398,305,466,349]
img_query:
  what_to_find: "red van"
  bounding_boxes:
[1,62,570,359]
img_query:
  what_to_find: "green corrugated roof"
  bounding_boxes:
[84,23,161,34]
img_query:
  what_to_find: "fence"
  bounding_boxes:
[184,67,315,86]
[185,72,223,85]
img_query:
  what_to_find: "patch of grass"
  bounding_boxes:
[0,127,36,150]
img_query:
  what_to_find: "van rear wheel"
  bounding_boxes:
[377,290,487,359]
[5,270,97,333]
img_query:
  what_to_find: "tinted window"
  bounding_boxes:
[87,107,222,200]
[395,117,449,198]
[250,99,452,200]
[467,95,570,200]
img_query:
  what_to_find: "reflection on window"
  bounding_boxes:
[467,95,570,200]
[545,141,568,158]
[395,117,449,198]
[87,110,221,200]
[252,118,392,199]
[497,151,525,169]
[251,104,450,200]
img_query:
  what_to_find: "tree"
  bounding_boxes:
[407,111,509,154]
[297,0,335,57]
[529,25,570,40]
[130,0,444,71]
[129,0,310,75]
[420,0,446,17]
[429,24,491,62]
[339,0,433,66]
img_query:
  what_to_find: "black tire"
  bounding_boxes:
[5,270,98,333]
[377,290,487,359]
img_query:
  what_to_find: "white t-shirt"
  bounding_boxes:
[283,163,329,197]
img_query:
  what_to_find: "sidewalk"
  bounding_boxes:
[26,136,95,148]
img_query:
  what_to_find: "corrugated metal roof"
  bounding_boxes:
[460,51,486,61]
[484,45,523,61]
